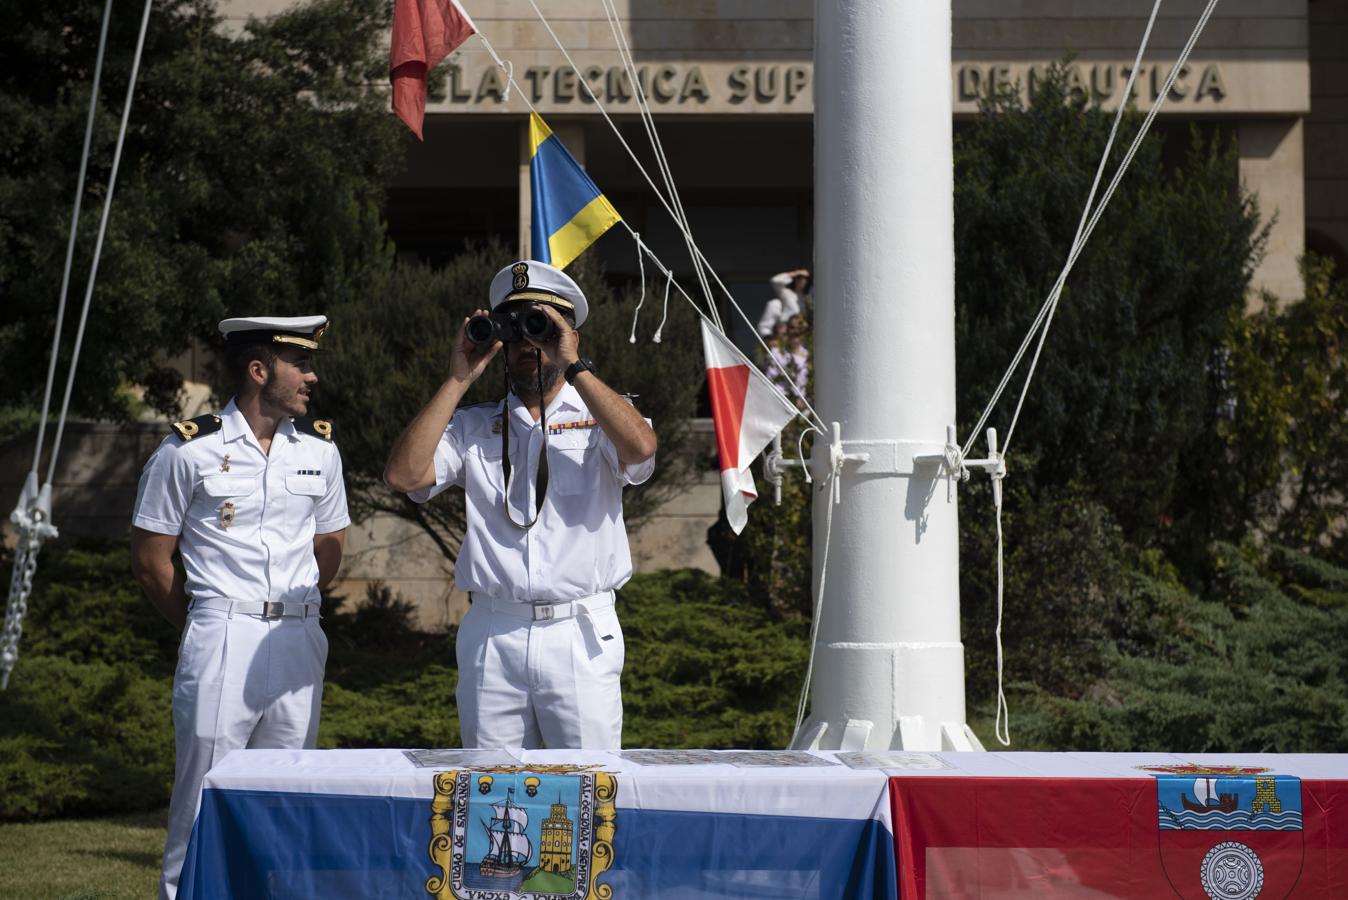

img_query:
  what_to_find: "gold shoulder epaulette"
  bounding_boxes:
[294,416,334,441]
[171,414,222,442]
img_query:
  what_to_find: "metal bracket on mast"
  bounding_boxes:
[764,431,809,506]
[764,422,871,506]
[915,425,1006,503]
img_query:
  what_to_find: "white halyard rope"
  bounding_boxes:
[958,0,1221,746]
[627,231,646,343]
[27,0,116,486]
[967,0,1218,459]
[4,0,153,690]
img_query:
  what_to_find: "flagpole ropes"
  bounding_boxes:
[4,0,152,691]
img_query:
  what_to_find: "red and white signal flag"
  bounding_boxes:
[390,0,477,140]
[701,319,798,534]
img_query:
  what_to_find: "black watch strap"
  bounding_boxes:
[565,358,595,384]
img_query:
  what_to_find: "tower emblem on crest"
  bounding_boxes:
[512,262,530,291]
[427,767,616,900]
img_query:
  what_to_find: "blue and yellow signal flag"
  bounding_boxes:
[529,112,621,270]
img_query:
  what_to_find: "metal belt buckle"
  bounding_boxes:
[534,604,554,622]
[262,601,284,619]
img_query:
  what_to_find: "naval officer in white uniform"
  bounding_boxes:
[130,316,349,900]
[384,260,657,750]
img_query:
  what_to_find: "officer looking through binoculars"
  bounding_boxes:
[384,259,658,751]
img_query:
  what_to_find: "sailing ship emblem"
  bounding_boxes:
[479,787,533,878]
[427,768,617,900]
[1154,773,1304,899]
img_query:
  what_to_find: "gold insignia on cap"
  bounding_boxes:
[511,261,529,291]
[503,291,575,311]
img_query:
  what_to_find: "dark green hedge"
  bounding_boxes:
[0,546,803,821]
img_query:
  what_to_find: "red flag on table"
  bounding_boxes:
[891,770,1342,899]
[390,0,476,140]
[702,319,798,534]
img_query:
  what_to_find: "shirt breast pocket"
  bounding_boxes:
[472,444,507,498]
[548,429,599,495]
[285,475,326,512]
[202,475,258,498]
[199,475,260,528]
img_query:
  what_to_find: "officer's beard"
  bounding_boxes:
[510,362,562,401]
[508,348,562,400]
[261,370,309,417]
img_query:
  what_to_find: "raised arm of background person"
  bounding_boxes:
[314,529,345,588]
[384,310,501,493]
[531,305,657,467]
[130,527,189,629]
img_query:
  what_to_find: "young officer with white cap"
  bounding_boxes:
[385,260,657,749]
[130,316,349,900]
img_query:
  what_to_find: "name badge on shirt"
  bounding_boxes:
[219,501,236,528]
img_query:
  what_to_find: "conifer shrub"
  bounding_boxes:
[0,544,809,820]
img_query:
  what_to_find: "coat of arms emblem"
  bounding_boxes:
[1151,769,1303,899]
[427,767,616,900]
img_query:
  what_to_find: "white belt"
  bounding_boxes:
[189,597,320,620]
[475,591,614,623]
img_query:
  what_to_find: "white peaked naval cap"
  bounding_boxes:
[218,315,329,350]
[489,260,588,328]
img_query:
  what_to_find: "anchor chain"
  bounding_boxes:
[2,494,59,690]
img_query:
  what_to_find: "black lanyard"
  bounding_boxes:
[500,362,550,529]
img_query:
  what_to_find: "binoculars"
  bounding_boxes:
[466,305,556,351]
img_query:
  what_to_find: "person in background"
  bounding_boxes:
[764,314,810,408]
[756,267,812,337]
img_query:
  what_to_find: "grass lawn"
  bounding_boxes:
[0,809,165,900]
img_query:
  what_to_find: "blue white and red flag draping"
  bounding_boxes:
[177,748,897,900]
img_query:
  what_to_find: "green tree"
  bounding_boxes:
[954,64,1264,554]
[0,0,400,423]
[1219,256,1348,562]
[1011,542,1348,752]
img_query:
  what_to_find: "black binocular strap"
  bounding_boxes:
[500,360,550,529]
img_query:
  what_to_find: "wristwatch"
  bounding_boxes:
[564,358,596,384]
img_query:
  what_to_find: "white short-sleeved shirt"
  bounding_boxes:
[132,398,350,606]
[409,384,654,602]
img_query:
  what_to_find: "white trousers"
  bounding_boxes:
[456,593,624,749]
[159,608,327,900]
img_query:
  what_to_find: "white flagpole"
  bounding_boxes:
[794,0,980,751]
